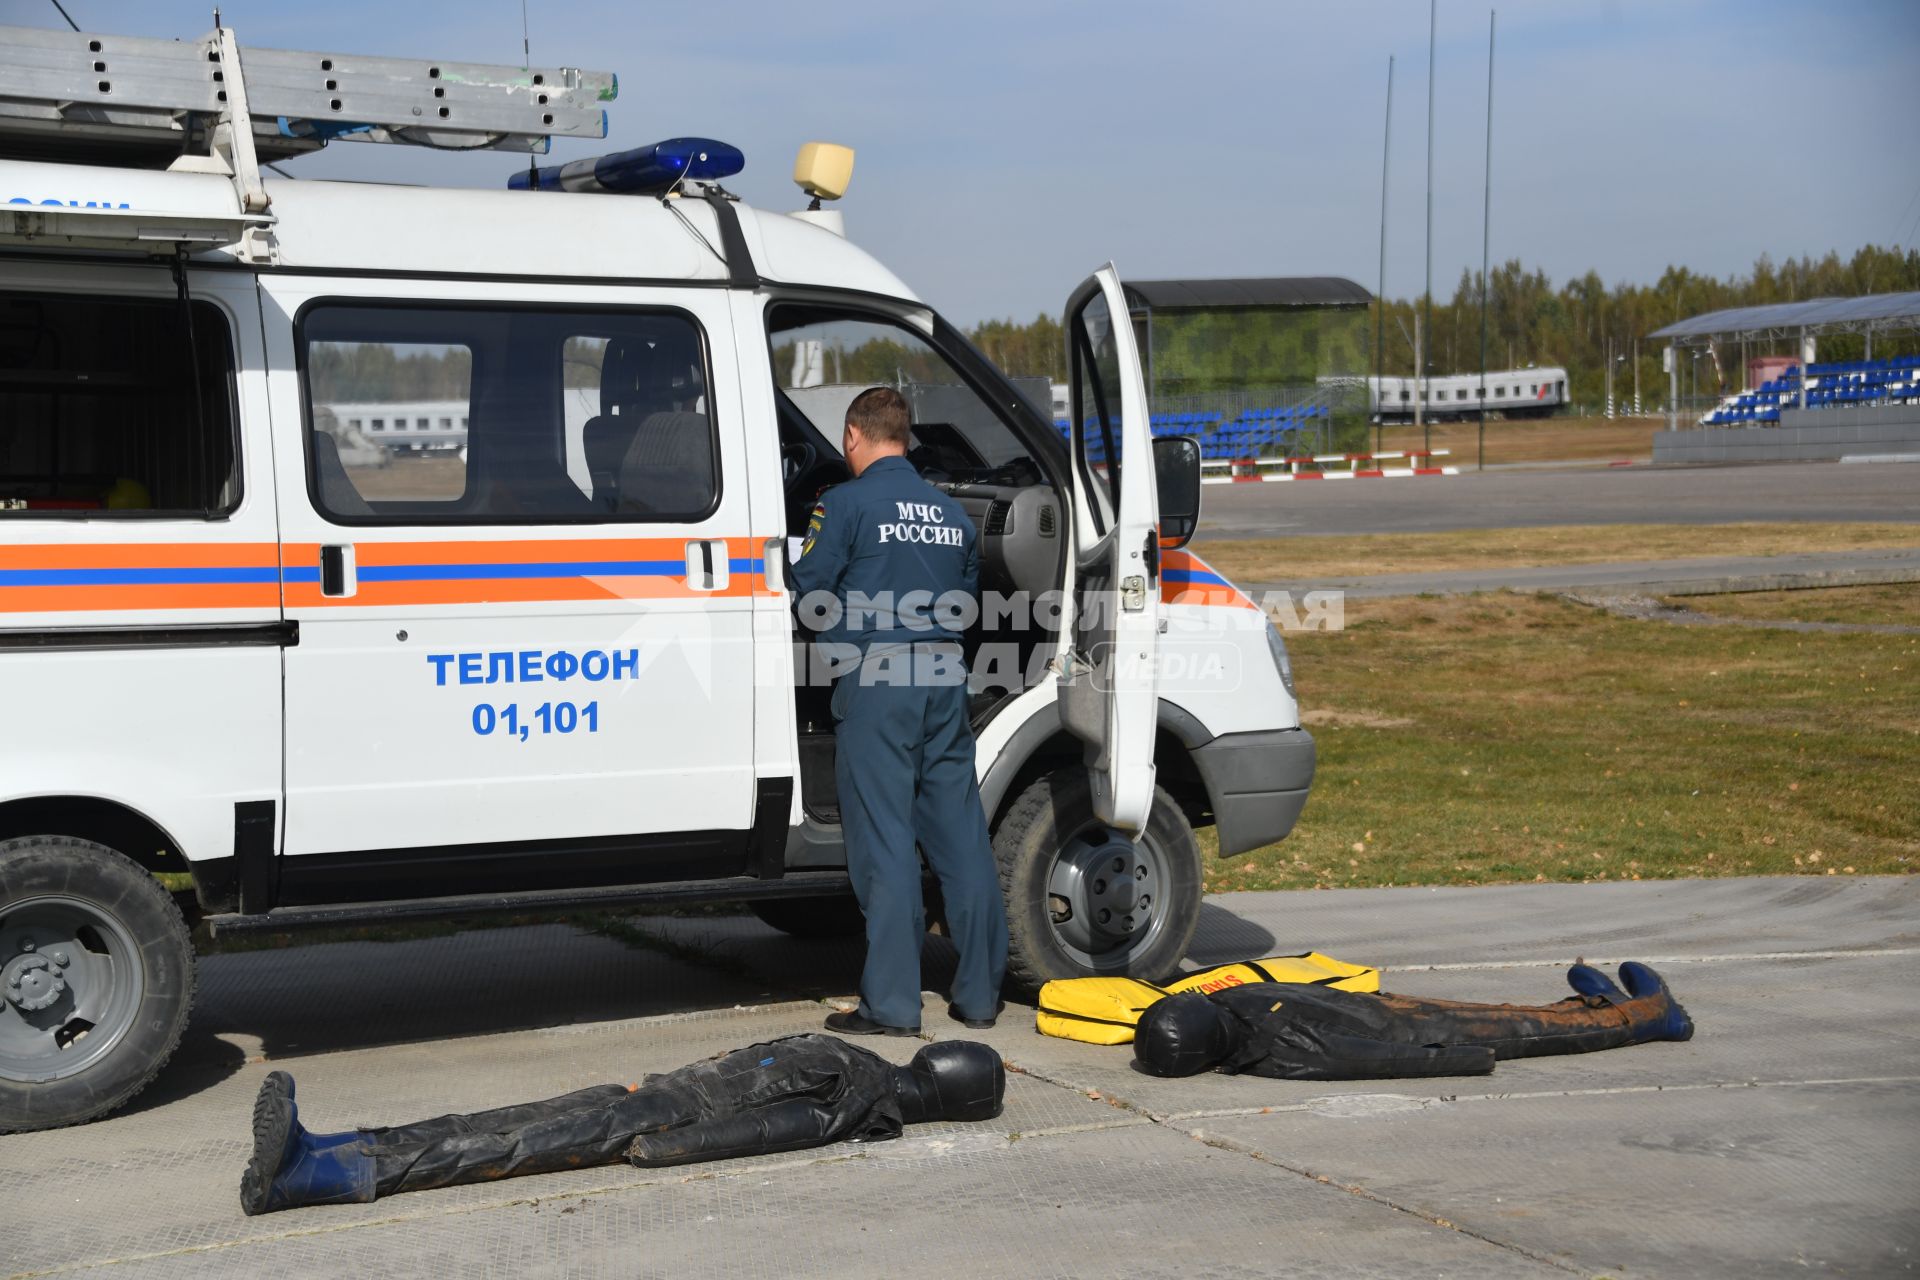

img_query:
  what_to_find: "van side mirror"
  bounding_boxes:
[1153,435,1202,549]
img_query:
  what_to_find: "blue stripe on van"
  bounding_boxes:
[354,560,686,583]
[0,566,282,587]
[1162,568,1229,587]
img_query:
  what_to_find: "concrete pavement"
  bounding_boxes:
[5,875,1916,1279]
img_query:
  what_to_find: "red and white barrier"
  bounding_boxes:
[1200,450,1458,485]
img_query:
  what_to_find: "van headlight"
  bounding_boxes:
[1265,617,1296,698]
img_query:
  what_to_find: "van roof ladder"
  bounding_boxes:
[0,22,616,261]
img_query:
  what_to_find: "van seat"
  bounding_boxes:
[313,431,373,515]
[582,413,635,509]
[617,412,713,517]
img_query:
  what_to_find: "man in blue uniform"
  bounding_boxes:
[790,387,1008,1035]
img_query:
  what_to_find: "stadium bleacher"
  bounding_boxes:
[1054,404,1336,460]
[1701,357,1920,425]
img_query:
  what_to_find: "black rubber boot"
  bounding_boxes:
[239,1072,376,1216]
[1617,962,1695,1043]
[1566,963,1626,1001]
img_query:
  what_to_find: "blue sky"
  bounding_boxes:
[9,0,1918,325]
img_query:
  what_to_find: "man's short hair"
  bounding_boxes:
[846,386,912,448]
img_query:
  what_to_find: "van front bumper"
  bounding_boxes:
[1190,727,1315,857]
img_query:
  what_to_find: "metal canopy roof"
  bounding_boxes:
[1123,276,1372,311]
[1649,291,1920,344]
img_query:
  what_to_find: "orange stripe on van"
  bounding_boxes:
[0,542,283,614]
[281,537,774,608]
[0,584,282,613]
[1161,550,1256,610]
[0,538,774,615]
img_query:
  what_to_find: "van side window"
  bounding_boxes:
[300,304,716,523]
[0,291,239,518]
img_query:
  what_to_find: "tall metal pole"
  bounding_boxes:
[1423,0,1437,457]
[1412,311,1423,435]
[1666,343,1677,432]
[1477,10,1494,472]
[1376,55,1395,455]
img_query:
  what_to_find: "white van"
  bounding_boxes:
[0,24,1313,1129]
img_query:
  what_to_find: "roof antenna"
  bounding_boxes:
[49,0,81,32]
[521,0,539,190]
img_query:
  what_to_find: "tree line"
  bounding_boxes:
[970,244,1920,410]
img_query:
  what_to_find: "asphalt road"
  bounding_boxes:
[1240,545,1920,599]
[1194,460,1920,539]
[9,876,1915,1279]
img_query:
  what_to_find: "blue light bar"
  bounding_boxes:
[508,137,744,194]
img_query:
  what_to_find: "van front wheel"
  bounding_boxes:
[0,836,195,1132]
[994,771,1202,992]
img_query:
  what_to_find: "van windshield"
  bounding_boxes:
[767,303,1045,485]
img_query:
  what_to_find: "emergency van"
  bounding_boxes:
[0,24,1314,1130]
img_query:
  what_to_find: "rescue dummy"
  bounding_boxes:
[1134,961,1693,1080]
[240,1034,1003,1215]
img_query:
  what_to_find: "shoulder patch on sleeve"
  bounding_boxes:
[801,500,828,558]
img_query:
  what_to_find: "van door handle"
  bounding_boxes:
[686,539,728,592]
[764,535,793,592]
[320,544,357,597]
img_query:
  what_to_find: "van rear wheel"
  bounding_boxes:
[994,770,1201,992]
[0,836,195,1132]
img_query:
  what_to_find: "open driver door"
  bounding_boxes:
[1058,266,1161,832]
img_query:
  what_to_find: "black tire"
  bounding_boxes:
[749,894,868,939]
[994,770,1202,992]
[0,836,195,1132]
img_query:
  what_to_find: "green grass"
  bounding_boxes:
[1201,591,1919,893]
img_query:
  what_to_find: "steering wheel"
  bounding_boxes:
[781,439,819,488]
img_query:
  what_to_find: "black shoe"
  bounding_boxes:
[825,1008,918,1037]
[947,1002,1003,1030]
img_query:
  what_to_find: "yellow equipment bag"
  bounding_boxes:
[1035,953,1380,1045]
[1165,952,1379,999]
[1035,977,1172,1045]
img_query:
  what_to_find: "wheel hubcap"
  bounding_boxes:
[3,953,68,1013]
[0,897,145,1083]
[1046,824,1171,969]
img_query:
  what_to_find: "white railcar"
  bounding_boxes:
[1369,368,1568,422]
